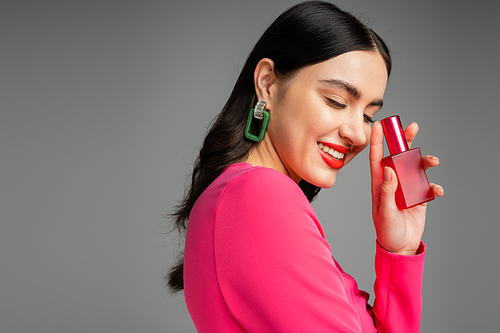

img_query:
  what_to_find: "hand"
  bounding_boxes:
[369,121,444,255]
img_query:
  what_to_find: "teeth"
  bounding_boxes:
[318,143,345,160]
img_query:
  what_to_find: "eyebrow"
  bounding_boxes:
[320,79,384,108]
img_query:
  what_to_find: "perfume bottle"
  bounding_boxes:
[381,115,435,209]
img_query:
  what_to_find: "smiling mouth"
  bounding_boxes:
[318,142,345,160]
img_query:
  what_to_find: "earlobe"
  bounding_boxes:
[254,58,276,107]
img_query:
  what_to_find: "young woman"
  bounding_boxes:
[168,1,443,332]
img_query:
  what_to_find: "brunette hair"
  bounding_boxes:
[167,1,391,292]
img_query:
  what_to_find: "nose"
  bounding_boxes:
[338,115,368,147]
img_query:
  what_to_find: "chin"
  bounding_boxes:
[317,179,337,189]
[304,170,338,189]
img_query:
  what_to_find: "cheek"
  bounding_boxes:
[268,103,313,142]
[267,114,296,143]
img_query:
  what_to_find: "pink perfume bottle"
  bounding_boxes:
[381,115,435,209]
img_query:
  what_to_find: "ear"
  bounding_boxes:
[253,58,277,110]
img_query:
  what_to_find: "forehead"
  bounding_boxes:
[294,50,388,95]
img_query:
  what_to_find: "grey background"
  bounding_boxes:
[1,0,499,332]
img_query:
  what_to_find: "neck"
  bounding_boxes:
[243,138,300,183]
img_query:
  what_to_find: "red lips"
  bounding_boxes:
[317,142,351,169]
[318,142,351,154]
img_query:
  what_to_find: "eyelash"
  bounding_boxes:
[325,98,346,109]
[364,114,375,124]
[325,98,375,124]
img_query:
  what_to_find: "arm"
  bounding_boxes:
[372,241,426,332]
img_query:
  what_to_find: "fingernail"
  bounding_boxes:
[383,167,392,181]
[430,156,439,161]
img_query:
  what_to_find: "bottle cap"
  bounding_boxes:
[381,115,409,155]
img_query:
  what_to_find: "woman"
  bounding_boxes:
[168,1,443,332]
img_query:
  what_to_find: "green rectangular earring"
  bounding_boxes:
[244,100,269,142]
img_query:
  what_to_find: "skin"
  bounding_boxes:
[247,51,387,188]
[244,50,444,255]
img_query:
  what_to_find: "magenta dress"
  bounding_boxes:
[184,163,425,332]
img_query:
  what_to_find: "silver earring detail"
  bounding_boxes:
[244,100,270,142]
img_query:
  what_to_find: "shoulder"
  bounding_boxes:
[220,165,308,206]
[214,164,322,242]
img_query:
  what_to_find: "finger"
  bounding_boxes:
[370,122,385,208]
[404,122,419,149]
[430,183,444,197]
[379,166,398,213]
[422,155,440,171]
[369,122,384,174]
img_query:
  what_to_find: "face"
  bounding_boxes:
[262,50,388,188]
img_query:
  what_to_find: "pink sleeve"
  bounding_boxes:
[372,241,426,333]
[214,168,425,332]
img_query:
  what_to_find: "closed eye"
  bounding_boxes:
[325,97,375,124]
[364,114,375,124]
[325,98,346,109]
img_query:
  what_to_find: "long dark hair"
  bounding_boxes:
[167,1,391,293]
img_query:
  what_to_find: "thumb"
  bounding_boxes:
[380,166,398,207]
